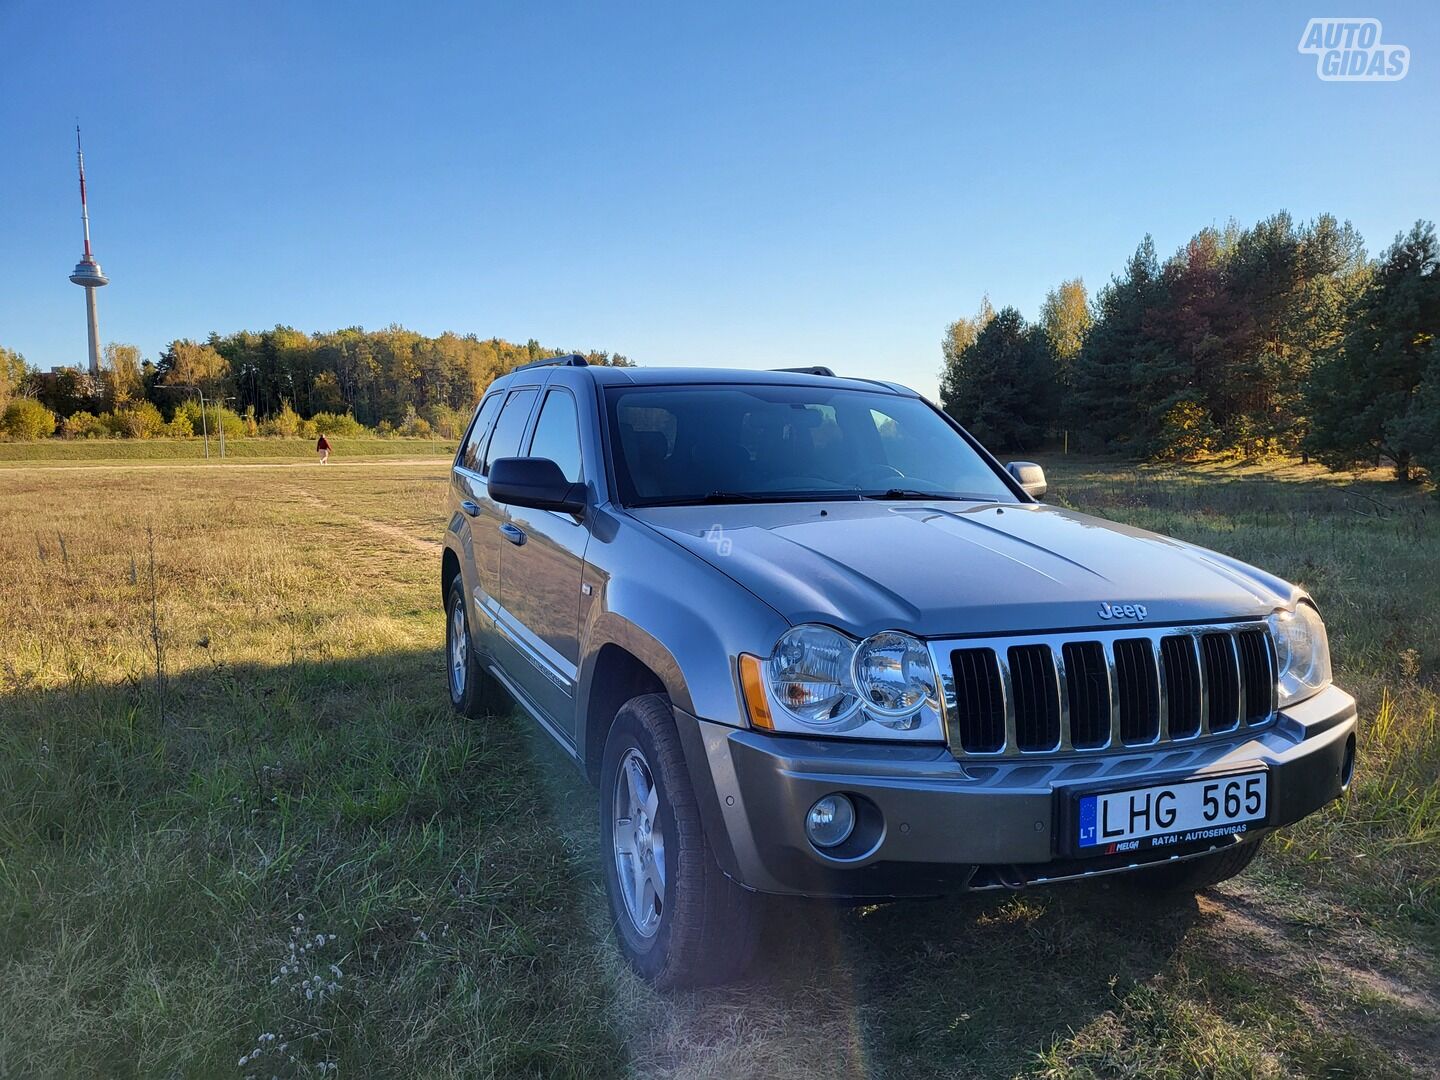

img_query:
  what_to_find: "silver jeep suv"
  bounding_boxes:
[441,357,1356,987]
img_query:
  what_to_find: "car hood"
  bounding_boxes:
[628,500,1297,638]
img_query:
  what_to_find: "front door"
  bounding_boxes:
[497,386,590,740]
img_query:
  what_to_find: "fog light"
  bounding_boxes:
[806,794,856,849]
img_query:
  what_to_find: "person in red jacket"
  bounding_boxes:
[317,433,331,464]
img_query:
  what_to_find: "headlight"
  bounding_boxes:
[852,630,938,728]
[766,624,859,726]
[1268,602,1332,707]
[740,624,944,741]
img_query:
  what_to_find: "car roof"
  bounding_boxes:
[492,363,917,397]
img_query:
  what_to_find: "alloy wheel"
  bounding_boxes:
[612,747,666,938]
[449,599,468,699]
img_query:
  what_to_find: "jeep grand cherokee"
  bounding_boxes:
[440,357,1356,987]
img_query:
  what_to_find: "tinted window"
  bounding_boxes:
[527,389,583,483]
[461,393,503,472]
[605,384,1012,505]
[482,389,538,474]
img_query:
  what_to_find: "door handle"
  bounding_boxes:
[499,522,527,546]
[460,500,481,517]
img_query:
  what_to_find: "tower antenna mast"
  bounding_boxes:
[68,125,109,378]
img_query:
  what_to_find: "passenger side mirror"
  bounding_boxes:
[488,457,586,514]
[1006,461,1047,500]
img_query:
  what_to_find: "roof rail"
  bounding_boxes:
[516,353,589,371]
[771,366,836,377]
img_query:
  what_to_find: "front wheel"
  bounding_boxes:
[600,694,765,988]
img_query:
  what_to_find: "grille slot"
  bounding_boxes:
[1008,644,1060,751]
[939,622,1273,757]
[1161,635,1202,738]
[1236,629,1275,724]
[1063,641,1110,749]
[1114,638,1160,744]
[949,648,1005,753]
[1201,632,1241,732]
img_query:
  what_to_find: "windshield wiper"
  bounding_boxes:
[642,490,858,507]
[694,491,780,504]
[861,488,954,501]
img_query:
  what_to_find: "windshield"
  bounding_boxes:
[605,383,1015,506]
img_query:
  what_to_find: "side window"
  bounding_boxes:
[482,389,538,474]
[527,389,583,483]
[461,394,503,472]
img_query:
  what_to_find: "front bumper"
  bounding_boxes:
[675,684,1357,899]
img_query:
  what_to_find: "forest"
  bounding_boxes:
[939,213,1440,483]
[0,331,630,442]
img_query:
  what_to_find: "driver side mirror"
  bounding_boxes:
[488,457,587,514]
[1006,461,1047,500]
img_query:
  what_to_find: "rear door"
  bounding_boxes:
[453,392,504,626]
[458,386,539,648]
[496,385,590,741]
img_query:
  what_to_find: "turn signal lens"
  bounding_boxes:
[739,653,773,731]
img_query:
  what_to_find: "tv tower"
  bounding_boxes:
[68,127,108,378]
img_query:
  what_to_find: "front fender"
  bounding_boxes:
[576,506,789,733]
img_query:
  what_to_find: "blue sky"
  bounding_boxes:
[2,1,1435,398]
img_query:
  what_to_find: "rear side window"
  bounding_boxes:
[461,393,503,472]
[527,389,583,483]
[482,389,538,474]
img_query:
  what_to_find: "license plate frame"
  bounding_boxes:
[1056,764,1271,858]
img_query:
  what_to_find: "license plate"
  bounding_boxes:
[1075,769,1268,854]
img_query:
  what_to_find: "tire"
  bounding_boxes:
[1130,836,1265,893]
[599,693,765,988]
[445,578,507,719]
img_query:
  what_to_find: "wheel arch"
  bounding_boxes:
[441,545,461,608]
[580,642,670,783]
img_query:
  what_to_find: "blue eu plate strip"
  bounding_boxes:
[1078,795,1098,848]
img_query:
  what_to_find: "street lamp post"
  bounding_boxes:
[216,396,235,459]
[183,386,210,460]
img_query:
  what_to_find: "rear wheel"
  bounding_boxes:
[445,579,506,718]
[1130,836,1265,893]
[600,693,764,988]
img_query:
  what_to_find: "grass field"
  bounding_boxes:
[0,437,458,465]
[0,453,1436,1078]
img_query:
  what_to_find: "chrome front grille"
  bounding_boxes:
[932,622,1277,757]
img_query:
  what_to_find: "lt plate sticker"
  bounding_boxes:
[1077,771,1266,854]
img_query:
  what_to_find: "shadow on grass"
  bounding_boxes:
[0,648,626,1078]
[2,649,1199,1078]
[703,879,1200,1077]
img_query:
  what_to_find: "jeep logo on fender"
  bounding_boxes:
[1098,601,1148,621]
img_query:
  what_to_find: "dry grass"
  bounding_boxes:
[0,437,457,465]
[0,452,1436,1078]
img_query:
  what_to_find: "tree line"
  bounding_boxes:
[0,329,631,441]
[939,213,1440,482]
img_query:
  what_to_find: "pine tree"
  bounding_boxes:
[941,307,1055,450]
[1068,236,1164,451]
[1306,221,1440,480]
